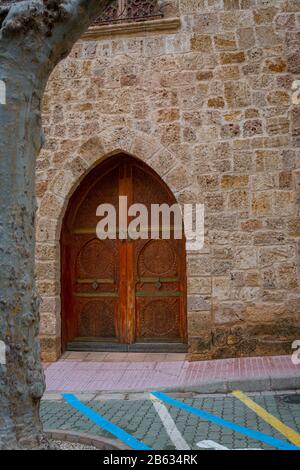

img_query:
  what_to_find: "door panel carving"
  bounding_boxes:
[138,240,177,277]
[77,300,116,338]
[77,239,116,279]
[74,237,119,339]
[137,299,180,339]
[135,239,183,342]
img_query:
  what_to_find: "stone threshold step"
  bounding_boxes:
[66,341,187,353]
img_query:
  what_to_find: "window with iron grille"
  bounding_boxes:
[93,0,164,25]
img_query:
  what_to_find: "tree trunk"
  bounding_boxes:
[0,29,48,450]
[0,0,111,450]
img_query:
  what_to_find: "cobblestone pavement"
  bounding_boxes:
[41,391,300,450]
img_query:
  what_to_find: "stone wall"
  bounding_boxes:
[37,0,300,361]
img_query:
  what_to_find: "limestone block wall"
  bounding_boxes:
[37,0,300,361]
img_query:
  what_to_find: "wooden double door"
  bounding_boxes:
[61,155,187,351]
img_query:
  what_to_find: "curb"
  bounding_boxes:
[43,375,300,398]
[45,429,130,450]
[159,375,300,394]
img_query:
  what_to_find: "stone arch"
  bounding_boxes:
[36,128,195,361]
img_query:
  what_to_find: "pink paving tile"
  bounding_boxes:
[105,352,147,362]
[85,361,130,371]
[44,354,300,393]
[126,362,159,370]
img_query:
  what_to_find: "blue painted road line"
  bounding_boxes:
[63,393,152,450]
[151,391,300,451]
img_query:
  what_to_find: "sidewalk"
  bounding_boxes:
[43,353,300,394]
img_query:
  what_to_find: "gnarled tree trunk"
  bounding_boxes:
[0,0,111,449]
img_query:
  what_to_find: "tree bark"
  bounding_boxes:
[0,0,111,449]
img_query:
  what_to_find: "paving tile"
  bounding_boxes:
[40,391,300,451]
[42,393,64,401]
[63,352,88,361]
[94,393,126,401]
[144,353,167,362]
[44,354,300,393]
[60,352,71,360]
[165,353,187,362]
[85,352,109,361]
[120,353,147,362]
[104,353,129,362]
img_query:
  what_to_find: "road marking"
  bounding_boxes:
[232,390,300,447]
[151,391,300,450]
[0,80,5,105]
[197,440,261,450]
[149,393,190,450]
[197,440,229,450]
[0,340,6,365]
[63,393,151,450]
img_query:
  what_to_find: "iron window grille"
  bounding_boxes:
[93,0,164,25]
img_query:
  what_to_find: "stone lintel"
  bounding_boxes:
[82,17,181,40]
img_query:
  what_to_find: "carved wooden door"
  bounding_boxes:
[131,164,187,343]
[61,162,121,347]
[61,155,187,350]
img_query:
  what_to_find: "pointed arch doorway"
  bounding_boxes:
[61,154,187,352]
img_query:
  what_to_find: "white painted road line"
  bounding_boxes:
[149,394,191,450]
[0,80,6,105]
[197,440,262,451]
[152,391,298,450]
[0,340,6,365]
[197,440,229,450]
